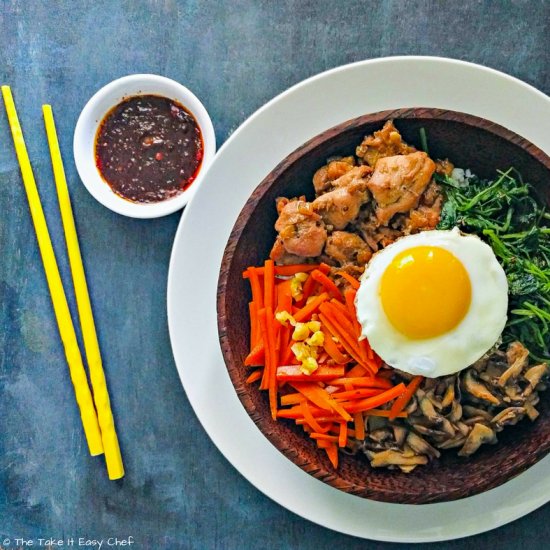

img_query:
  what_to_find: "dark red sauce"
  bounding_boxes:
[95,94,203,203]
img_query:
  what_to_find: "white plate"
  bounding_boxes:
[167,57,550,543]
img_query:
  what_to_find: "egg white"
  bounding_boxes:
[355,228,508,377]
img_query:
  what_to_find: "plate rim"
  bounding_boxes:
[167,56,550,542]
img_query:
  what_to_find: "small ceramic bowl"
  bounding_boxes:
[73,74,216,218]
[217,108,550,504]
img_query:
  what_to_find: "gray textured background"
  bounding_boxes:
[1,0,549,548]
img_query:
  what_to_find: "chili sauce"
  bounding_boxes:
[95,94,203,203]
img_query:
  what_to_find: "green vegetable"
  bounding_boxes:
[436,168,550,362]
[419,127,429,156]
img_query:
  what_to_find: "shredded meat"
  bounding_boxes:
[324,231,372,267]
[435,158,454,176]
[356,120,416,167]
[313,156,356,195]
[273,200,327,257]
[312,166,371,230]
[269,235,306,265]
[271,121,444,276]
[366,152,436,225]
[404,204,442,233]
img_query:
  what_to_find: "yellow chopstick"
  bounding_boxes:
[1,86,104,457]
[42,105,124,480]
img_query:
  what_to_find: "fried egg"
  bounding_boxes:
[355,228,508,377]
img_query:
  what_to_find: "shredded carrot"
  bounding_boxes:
[247,267,263,309]
[329,298,351,319]
[277,406,329,419]
[244,340,265,366]
[276,364,345,382]
[330,388,384,400]
[243,264,323,277]
[329,376,393,389]
[245,369,263,384]
[293,292,329,322]
[320,326,349,364]
[301,401,330,433]
[343,289,362,340]
[346,364,368,378]
[257,309,270,390]
[249,302,258,349]
[325,302,365,360]
[336,271,360,289]
[276,279,293,312]
[309,433,339,442]
[280,393,304,406]
[242,262,414,470]
[296,273,316,307]
[325,444,339,468]
[338,422,348,447]
[280,339,296,366]
[264,259,275,312]
[290,382,352,422]
[319,311,364,366]
[265,305,278,420]
[344,383,406,414]
[311,269,343,300]
[289,382,332,411]
[367,409,408,418]
[296,415,345,424]
[354,412,365,440]
[389,375,424,420]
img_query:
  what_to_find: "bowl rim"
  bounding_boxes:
[217,106,550,504]
[73,73,216,219]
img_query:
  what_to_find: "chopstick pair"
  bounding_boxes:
[1,86,124,480]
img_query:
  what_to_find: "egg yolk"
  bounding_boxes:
[379,246,472,339]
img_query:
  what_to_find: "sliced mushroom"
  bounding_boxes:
[447,400,463,423]
[406,432,441,459]
[425,391,443,411]
[491,407,525,431]
[368,449,429,468]
[503,384,525,405]
[524,400,540,421]
[408,422,448,439]
[499,341,529,386]
[523,364,549,396]
[458,423,497,457]
[463,416,491,426]
[437,435,467,450]
[405,396,418,415]
[454,421,471,437]
[364,428,398,451]
[479,362,507,386]
[392,425,408,448]
[462,370,500,405]
[441,381,455,409]
[419,397,456,436]
[462,405,493,422]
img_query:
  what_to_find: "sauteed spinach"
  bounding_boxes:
[436,168,550,363]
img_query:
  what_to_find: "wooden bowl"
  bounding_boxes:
[217,108,550,504]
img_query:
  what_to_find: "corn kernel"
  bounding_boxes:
[290,272,308,300]
[307,321,321,332]
[275,311,296,327]
[300,356,318,375]
[292,322,310,341]
[291,342,309,361]
[306,330,324,347]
